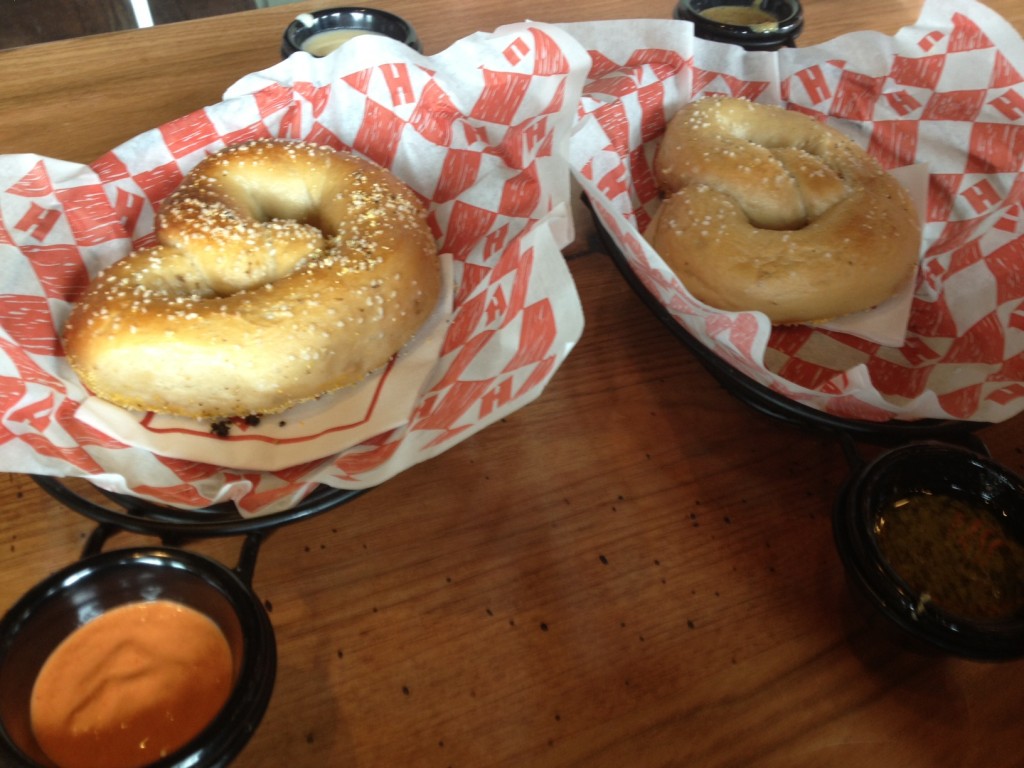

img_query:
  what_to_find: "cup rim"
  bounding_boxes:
[281,6,422,57]
[674,0,804,49]
[0,547,276,767]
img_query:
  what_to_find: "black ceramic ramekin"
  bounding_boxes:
[833,441,1024,661]
[0,544,276,767]
[281,6,421,58]
[674,0,804,50]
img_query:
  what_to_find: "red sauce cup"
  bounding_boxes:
[0,543,276,767]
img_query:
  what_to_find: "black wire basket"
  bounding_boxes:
[31,474,366,541]
[585,195,988,446]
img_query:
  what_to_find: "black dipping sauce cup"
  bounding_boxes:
[0,545,276,767]
[281,6,422,58]
[674,0,804,50]
[833,441,1024,661]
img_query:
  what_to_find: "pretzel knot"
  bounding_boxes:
[645,97,920,325]
[64,139,441,419]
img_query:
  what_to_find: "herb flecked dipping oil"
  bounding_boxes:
[874,491,1024,621]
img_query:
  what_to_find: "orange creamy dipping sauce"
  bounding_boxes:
[30,600,234,768]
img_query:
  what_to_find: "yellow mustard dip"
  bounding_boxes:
[699,4,779,31]
[301,28,380,56]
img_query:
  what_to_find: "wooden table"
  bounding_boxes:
[3,1,1024,766]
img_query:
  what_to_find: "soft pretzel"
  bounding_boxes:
[645,96,920,324]
[64,139,441,420]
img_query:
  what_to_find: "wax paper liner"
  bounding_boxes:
[566,0,1024,424]
[0,22,589,515]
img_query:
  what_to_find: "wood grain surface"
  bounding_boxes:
[2,1,1024,766]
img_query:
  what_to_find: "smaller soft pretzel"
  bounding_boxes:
[645,96,920,324]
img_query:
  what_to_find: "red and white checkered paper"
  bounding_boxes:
[0,22,588,515]
[567,0,1024,424]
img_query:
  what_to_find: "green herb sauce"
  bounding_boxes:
[874,492,1024,621]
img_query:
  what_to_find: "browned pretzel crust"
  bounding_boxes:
[646,97,920,324]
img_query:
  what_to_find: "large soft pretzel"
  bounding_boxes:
[64,139,441,420]
[645,97,920,324]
